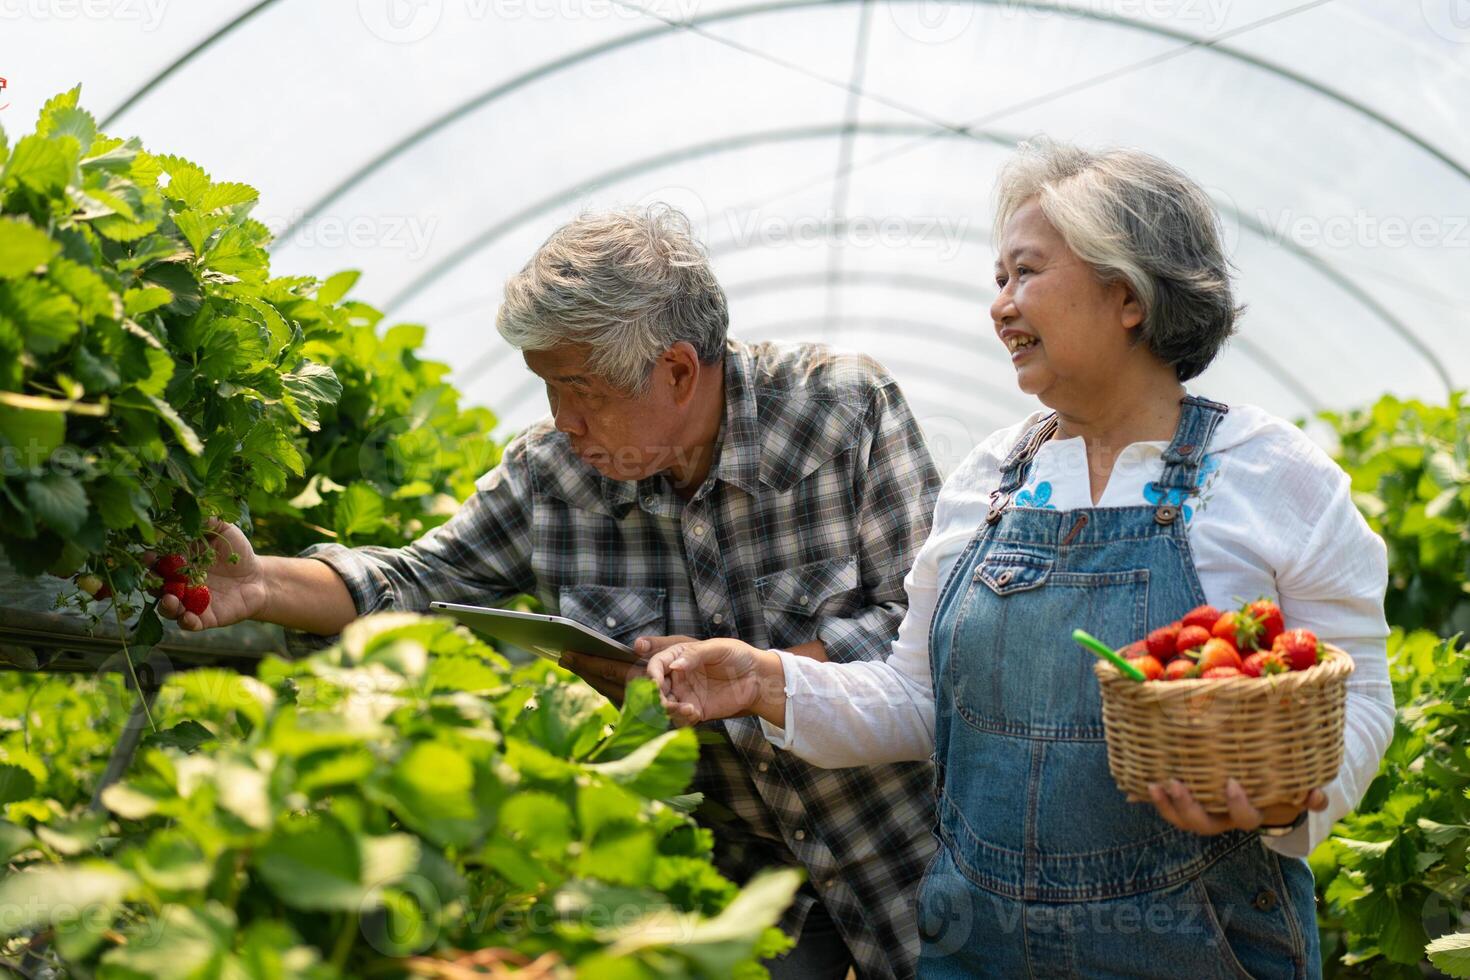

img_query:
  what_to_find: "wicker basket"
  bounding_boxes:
[1093,645,1354,812]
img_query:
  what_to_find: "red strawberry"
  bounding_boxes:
[1164,657,1199,681]
[1246,599,1285,648]
[1202,666,1243,680]
[1181,605,1222,632]
[1242,649,1289,678]
[182,584,211,615]
[153,554,188,581]
[1146,622,1183,660]
[1196,637,1243,673]
[1273,629,1321,671]
[163,580,187,602]
[1120,641,1149,660]
[1212,610,1263,651]
[1129,655,1165,681]
[1175,625,1212,655]
[94,583,113,600]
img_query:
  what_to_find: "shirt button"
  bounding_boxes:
[823,878,836,889]
[644,496,656,508]
[605,617,617,628]
[712,613,725,625]
[799,595,810,606]
[694,525,706,537]
[758,762,770,772]
[1252,889,1278,912]
[794,830,806,841]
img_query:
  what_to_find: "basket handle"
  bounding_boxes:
[1072,629,1148,682]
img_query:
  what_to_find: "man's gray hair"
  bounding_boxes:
[994,137,1242,382]
[496,204,729,391]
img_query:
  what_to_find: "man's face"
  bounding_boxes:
[524,344,694,483]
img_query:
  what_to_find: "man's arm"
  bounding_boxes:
[158,438,537,636]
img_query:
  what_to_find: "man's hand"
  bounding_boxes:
[553,635,684,706]
[645,638,784,727]
[1148,778,1328,836]
[153,518,270,632]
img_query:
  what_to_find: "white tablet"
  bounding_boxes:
[428,601,640,664]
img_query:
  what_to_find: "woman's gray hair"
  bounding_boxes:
[496,204,729,392]
[993,137,1242,382]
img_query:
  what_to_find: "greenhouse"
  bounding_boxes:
[0,1,1467,977]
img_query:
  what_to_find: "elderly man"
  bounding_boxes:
[158,205,941,979]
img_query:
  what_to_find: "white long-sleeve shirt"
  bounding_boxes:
[763,401,1394,858]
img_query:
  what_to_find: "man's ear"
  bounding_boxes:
[663,342,702,407]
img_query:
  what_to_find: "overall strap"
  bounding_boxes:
[1148,394,1230,527]
[986,413,1060,525]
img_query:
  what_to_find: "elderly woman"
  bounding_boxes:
[644,138,1394,978]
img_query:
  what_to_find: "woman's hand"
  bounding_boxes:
[645,638,785,727]
[1148,778,1327,836]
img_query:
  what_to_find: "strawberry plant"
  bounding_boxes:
[1311,629,1470,978]
[0,85,343,631]
[0,613,798,976]
[1320,393,1470,638]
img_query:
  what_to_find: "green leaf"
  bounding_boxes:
[0,821,36,862]
[280,360,341,432]
[101,902,233,977]
[25,471,90,535]
[0,277,81,355]
[497,791,574,860]
[0,862,136,937]
[2,133,75,195]
[123,284,172,317]
[0,217,62,278]
[518,681,612,760]
[316,270,360,306]
[591,678,670,762]
[584,728,699,800]
[48,257,118,322]
[1428,932,1470,979]
[376,740,484,847]
[35,810,107,856]
[140,261,202,316]
[200,181,258,212]
[144,719,215,754]
[335,480,385,539]
[0,403,65,463]
[254,815,364,911]
[0,762,37,805]
[146,393,204,455]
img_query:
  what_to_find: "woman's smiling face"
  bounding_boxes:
[990,198,1143,406]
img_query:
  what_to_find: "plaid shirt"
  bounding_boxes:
[298,339,941,978]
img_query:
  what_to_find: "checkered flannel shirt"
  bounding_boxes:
[298,339,941,978]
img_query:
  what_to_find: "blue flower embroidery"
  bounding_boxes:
[1142,454,1220,522]
[1015,480,1057,510]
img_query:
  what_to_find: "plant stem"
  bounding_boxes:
[330,912,358,972]
[103,566,157,733]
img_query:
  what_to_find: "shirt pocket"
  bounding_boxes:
[755,555,862,649]
[557,585,667,646]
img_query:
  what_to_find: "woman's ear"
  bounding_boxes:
[1118,280,1145,331]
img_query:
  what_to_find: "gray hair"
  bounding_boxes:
[496,204,729,391]
[993,137,1242,382]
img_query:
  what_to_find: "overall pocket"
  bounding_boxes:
[945,550,1149,738]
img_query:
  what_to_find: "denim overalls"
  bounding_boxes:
[915,396,1320,979]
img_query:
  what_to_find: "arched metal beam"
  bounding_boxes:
[389,125,1445,396]
[236,0,1470,247]
[100,1,282,128]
